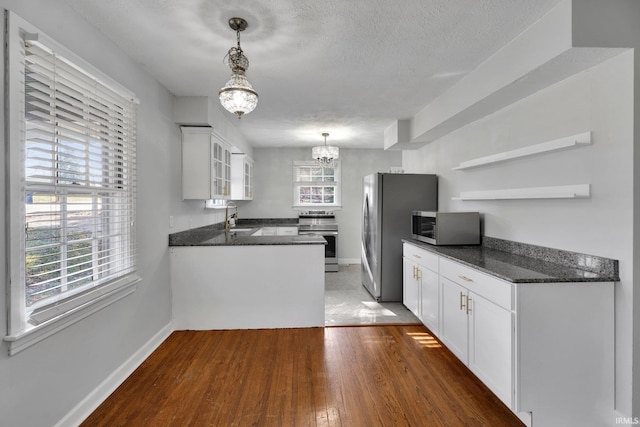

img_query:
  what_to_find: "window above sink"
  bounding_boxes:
[292,161,342,210]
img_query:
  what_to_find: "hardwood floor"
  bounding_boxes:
[82,326,523,426]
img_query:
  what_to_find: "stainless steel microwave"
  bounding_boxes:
[411,211,481,245]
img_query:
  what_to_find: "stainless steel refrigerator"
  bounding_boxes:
[361,173,438,301]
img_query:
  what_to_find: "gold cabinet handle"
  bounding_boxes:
[413,254,422,259]
[416,268,421,280]
[459,292,466,311]
[458,275,473,282]
[412,265,416,279]
[466,296,472,315]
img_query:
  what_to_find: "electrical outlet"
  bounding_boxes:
[169,216,174,228]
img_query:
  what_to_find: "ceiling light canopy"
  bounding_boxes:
[312,132,339,166]
[219,17,258,119]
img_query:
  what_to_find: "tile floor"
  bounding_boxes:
[325,264,421,326]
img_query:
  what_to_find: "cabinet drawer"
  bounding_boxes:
[261,227,277,236]
[277,227,298,236]
[403,243,438,272]
[439,257,512,310]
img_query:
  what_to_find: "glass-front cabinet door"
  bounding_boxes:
[211,136,232,199]
[244,159,253,199]
[231,154,254,201]
[181,126,233,200]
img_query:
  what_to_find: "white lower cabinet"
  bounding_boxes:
[419,267,439,334]
[403,243,439,334]
[440,277,470,363]
[402,257,420,315]
[403,241,614,426]
[467,290,513,408]
[439,257,514,409]
[441,277,513,406]
[440,258,514,409]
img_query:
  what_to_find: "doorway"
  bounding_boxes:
[324,264,420,326]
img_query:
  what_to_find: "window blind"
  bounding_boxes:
[23,40,137,316]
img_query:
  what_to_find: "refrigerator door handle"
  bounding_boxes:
[362,194,369,249]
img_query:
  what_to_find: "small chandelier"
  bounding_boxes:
[219,17,258,119]
[312,132,339,166]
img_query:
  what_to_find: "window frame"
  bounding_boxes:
[3,12,140,355]
[292,160,342,209]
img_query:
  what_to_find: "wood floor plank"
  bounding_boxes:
[82,325,523,427]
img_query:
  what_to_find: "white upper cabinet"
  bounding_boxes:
[181,127,232,200]
[231,153,254,200]
[212,137,232,199]
[244,159,254,200]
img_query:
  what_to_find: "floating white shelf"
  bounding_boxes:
[452,184,591,200]
[452,132,591,171]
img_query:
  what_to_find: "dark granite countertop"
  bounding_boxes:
[403,236,619,284]
[169,219,326,247]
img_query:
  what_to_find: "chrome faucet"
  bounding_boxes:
[225,201,238,230]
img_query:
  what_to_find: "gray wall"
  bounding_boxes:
[403,51,635,417]
[240,147,402,262]
[0,2,200,425]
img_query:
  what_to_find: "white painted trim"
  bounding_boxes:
[6,9,29,335]
[292,161,342,208]
[53,322,173,427]
[516,411,533,427]
[4,276,140,355]
[5,11,139,342]
[29,274,140,325]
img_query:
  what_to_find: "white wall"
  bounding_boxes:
[571,0,640,415]
[240,147,402,262]
[403,51,635,417]
[0,2,190,425]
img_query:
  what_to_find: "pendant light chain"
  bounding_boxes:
[218,17,259,119]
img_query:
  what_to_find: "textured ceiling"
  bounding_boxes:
[63,0,562,149]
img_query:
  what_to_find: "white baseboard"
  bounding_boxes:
[516,411,532,426]
[55,322,173,427]
[339,258,361,265]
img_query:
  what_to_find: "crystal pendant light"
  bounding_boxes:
[312,133,339,166]
[219,18,258,119]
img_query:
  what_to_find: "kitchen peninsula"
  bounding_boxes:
[169,220,326,330]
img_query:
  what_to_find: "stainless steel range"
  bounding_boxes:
[298,211,338,272]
